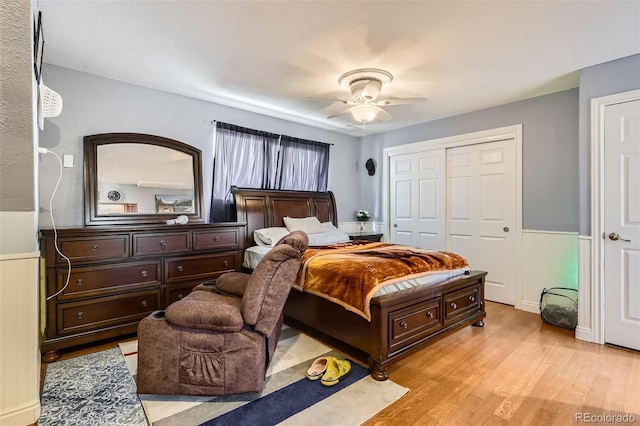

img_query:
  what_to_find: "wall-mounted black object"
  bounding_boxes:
[365,158,376,176]
[34,11,44,83]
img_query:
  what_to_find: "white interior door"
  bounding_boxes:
[604,99,640,351]
[389,149,446,249]
[448,140,517,305]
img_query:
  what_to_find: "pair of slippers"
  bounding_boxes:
[305,356,351,386]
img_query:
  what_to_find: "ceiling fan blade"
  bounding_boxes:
[372,97,428,106]
[374,106,393,121]
[327,107,353,119]
[308,97,356,105]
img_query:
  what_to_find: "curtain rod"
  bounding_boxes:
[210,119,335,146]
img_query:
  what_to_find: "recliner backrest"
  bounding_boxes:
[242,231,308,336]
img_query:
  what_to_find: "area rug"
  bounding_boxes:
[39,347,147,426]
[40,325,408,426]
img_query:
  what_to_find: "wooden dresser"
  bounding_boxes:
[39,223,245,362]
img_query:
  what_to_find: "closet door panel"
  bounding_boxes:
[390,150,446,250]
[448,141,516,305]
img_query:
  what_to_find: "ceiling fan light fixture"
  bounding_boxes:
[338,68,393,104]
[350,104,379,123]
[349,79,383,102]
[338,68,393,89]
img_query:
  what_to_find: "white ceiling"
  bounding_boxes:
[38,1,640,136]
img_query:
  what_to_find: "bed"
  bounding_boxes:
[232,186,487,381]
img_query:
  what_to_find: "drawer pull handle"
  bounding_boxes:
[450,302,457,310]
[223,260,228,267]
[400,321,408,329]
[141,270,148,278]
[91,245,98,251]
[177,265,184,272]
[469,295,475,302]
[160,240,167,250]
[76,279,84,286]
[214,236,221,242]
[76,312,84,320]
[177,293,184,300]
[141,300,148,307]
[426,311,433,318]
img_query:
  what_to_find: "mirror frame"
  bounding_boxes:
[84,133,205,226]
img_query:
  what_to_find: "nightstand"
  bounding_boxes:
[348,233,383,242]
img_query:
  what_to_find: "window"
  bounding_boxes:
[210,122,330,222]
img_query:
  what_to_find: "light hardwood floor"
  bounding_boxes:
[41,302,640,425]
[365,301,640,425]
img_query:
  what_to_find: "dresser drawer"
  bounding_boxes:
[443,285,481,326]
[133,232,191,256]
[56,289,161,335]
[193,228,240,251]
[56,260,161,301]
[389,297,442,352]
[165,252,237,284]
[56,235,129,263]
[164,282,200,306]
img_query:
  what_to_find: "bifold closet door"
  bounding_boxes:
[447,141,517,305]
[389,149,446,250]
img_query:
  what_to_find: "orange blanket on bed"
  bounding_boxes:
[295,241,469,321]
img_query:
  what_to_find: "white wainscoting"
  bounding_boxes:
[576,236,593,342]
[520,230,579,314]
[0,252,41,425]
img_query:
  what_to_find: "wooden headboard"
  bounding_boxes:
[232,186,338,248]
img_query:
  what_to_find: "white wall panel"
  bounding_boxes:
[0,252,41,425]
[521,231,578,313]
[576,236,593,342]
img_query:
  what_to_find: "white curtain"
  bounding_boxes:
[210,123,330,222]
[276,136,329,191]
[210,123,280,222]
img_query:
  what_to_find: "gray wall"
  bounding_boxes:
[0,0,39,255]
[38,65,360,228]
[578,54,640,235]
[360,89,579,232]
[0,0,35,213]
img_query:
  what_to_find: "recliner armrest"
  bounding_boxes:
[165,292,244,332]
[214,272,251,297]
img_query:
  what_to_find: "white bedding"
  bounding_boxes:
[243,245,470,297]
[244,245,272,269]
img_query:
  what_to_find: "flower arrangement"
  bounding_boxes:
[356,210,370,222]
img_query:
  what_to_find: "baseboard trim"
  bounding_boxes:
[575,326,593,343]
[0,399,40,426]
[519,300,540,315]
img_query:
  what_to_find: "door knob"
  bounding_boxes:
[394,224,398,228]
[503,227,509,232]
[609,233,631,242]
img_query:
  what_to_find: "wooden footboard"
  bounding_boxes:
[284,270,487,380]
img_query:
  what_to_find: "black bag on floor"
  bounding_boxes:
[539,287,578,330]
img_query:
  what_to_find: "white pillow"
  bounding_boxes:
[321,221,340,232]
[283,216,325,235]
[253,227,290,247]
[308,230,350,246]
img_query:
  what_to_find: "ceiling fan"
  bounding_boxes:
[310,68,427,123]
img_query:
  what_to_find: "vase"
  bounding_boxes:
[359,221,365,233]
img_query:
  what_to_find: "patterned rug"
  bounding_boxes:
[39,347,146,425]
[40,326,408,425]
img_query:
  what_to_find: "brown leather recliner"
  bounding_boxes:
[136,231,308,396]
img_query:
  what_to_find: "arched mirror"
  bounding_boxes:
[84,133,204,226]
